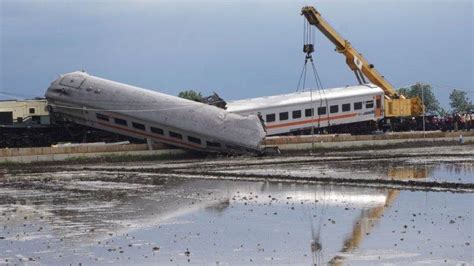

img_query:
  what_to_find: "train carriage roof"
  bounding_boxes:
[227,84,383,112]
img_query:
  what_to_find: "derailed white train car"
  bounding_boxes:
[227,84,385,135]
[45,71,266,154]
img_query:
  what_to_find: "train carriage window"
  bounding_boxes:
[132,122,146,131]
[114,118,127,126]
[279,112,289,121]
[96,113,109,121]
[292,110,302,119]
[206,141,221,148]
[342,103,351,112]
[187,136,202,144]
[305,108,314,117]
[266,114,275,123]
[330,105,339,113]
[150,126,164,135]
[169,131,182,139]
[354,102,362,110]
[317,107,326,115]
[376,99,381,109]
[366,100,374,109]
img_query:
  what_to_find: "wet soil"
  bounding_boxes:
[0,145,472,264]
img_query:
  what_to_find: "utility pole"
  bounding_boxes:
[422,84,425,137]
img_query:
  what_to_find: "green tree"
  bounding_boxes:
[437,107,449,117]
[449,89,473,113]
[178,90,202,102]
[397,83,440,114]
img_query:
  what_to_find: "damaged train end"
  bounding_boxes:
[45,71,266,155]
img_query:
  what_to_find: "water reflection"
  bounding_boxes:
[329,190,400,265]
[0,171,399,263]
[387,167,427,179]
[216,161,436,182]
[440,163,474,175]
[2,166,471,264]
[431,163,474,183]
[335,161,472,183]
[256,183,402,266]
[384,162,473,183]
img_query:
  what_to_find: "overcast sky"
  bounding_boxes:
[1,0,472,108]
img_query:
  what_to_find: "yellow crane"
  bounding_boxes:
[301,6,422,117]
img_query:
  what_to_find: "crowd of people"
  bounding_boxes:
[423,111,473,132]
[384,111,473,132]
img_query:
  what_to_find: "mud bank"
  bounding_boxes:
[1,132,472,164]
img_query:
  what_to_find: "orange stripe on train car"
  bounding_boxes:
[266,113,358,129]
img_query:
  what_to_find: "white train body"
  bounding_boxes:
[227,84,384,136]
[45,71,266,154]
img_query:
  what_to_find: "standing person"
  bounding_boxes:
[411,117,417,131]
[450,115,454,131]
[453,113,459,131]
[441,116,447,132]
[467,111,472,131]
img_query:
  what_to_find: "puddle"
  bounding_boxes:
[428,163,473,184]
[0,169,472,265]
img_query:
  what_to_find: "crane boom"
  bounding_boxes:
[301,6,397,97]
[301,6,422,117]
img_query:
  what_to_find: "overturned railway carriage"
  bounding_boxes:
[227,84,384,135]
[45,71,266,154]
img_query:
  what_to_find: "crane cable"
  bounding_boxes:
[296,19,331,142]
[309,59,331,133]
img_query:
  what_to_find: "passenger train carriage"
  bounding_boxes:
[45,71,266,154]
[227,84,384,135]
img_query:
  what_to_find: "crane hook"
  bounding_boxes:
[303,44,314,60]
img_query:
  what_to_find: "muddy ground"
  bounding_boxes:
[0,145,473,265]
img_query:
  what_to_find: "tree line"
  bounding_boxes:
[397,83,473,115]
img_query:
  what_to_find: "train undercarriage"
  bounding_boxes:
[0,123,144,148]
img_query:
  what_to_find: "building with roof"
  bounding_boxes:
[0,99,50,126]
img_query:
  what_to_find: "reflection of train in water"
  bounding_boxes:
[0,174,395,262]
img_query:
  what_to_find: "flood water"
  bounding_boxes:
[0,160,473,265]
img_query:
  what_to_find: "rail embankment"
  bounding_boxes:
[1,131,473,164]
[0,143,185,163]
[264,131,474,151]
